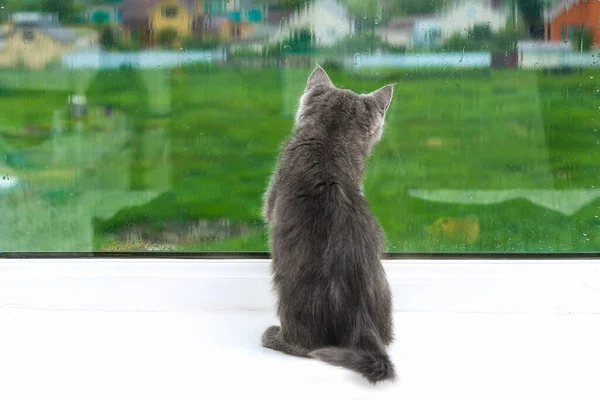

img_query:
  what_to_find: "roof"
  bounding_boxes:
[122,0,197,24]
[265,8,295,25]
[11,12,59,25]
[2,12,93,44]
[549,0,582,20]
[42,27,83,43]
[1,25,93,43]
[384,15,437,31]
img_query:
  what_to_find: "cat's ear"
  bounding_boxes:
[371,84,395,113]
[306,65,333,90]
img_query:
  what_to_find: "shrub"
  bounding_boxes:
[156,28,179,48]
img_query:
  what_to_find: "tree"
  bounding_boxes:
[383,0,445,15]
[40,0,76,23]
[515,0,544,39]
[253,0,313,12]
[442,23,523,53]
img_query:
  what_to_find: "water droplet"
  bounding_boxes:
[583,233,588,236]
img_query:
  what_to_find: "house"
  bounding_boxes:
[377,15,442,49]
[121,0,263,47]
[378,1,518,50]
[123,0,203,47]
[245,7,294,42]
[83,0,124,24]
[548,0,600,48]
[264,0,355,47]
[438,0,518,39]
[0,12,98,69]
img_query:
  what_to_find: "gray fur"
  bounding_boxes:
[261,65,396,384]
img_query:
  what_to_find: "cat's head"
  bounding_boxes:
[295,65,395,147]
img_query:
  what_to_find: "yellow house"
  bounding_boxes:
[150,0,193,44]
[0,15,97,69]
[123,0,242,46]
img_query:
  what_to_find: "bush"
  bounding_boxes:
[100,25,119,50]
[181,36,222,50]
[571,27,593,51]
[323,34,406,55]
[321,59,344,71]
[282,28,314,54]
[470,24,493,41]
[156,28,178,48]
[442,25,522,52]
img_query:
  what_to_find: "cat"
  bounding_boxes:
[261,65,396,384]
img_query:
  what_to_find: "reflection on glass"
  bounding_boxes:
[0,0,598,253]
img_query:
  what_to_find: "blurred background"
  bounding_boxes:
[0,0,598,253]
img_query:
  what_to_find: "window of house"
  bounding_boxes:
[0,2,598,257]
[163,6,178,18]
[561,25,567,41]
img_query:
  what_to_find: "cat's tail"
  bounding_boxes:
[309,346,395,384]
[262,325,395,384]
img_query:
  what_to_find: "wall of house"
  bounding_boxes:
[376,28,411,48]
[150,0,192,41]
[0,29,72,69]
[550,1,600,47]
[267,0,354,47]
[440,2,511,39]
[311,5,354,46]
[0,27,97,69]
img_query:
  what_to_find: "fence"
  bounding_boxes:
[348,52,491,69]
[62,49,226,70]
[61,48,600,71]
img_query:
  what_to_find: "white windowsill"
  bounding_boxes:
[1,258,599,400]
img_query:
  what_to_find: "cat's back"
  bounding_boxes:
[272,138,381,260]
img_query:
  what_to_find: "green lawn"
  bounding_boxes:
[0,65,598,252]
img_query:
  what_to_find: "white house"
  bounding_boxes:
[439,0,518,39]
[377,15,442,49]
[266,0,355,47]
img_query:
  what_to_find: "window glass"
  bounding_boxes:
[0,0,598,253]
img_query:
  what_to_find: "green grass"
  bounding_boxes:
[0,65,599,252]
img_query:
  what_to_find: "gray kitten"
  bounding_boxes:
[261,66,396,384]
